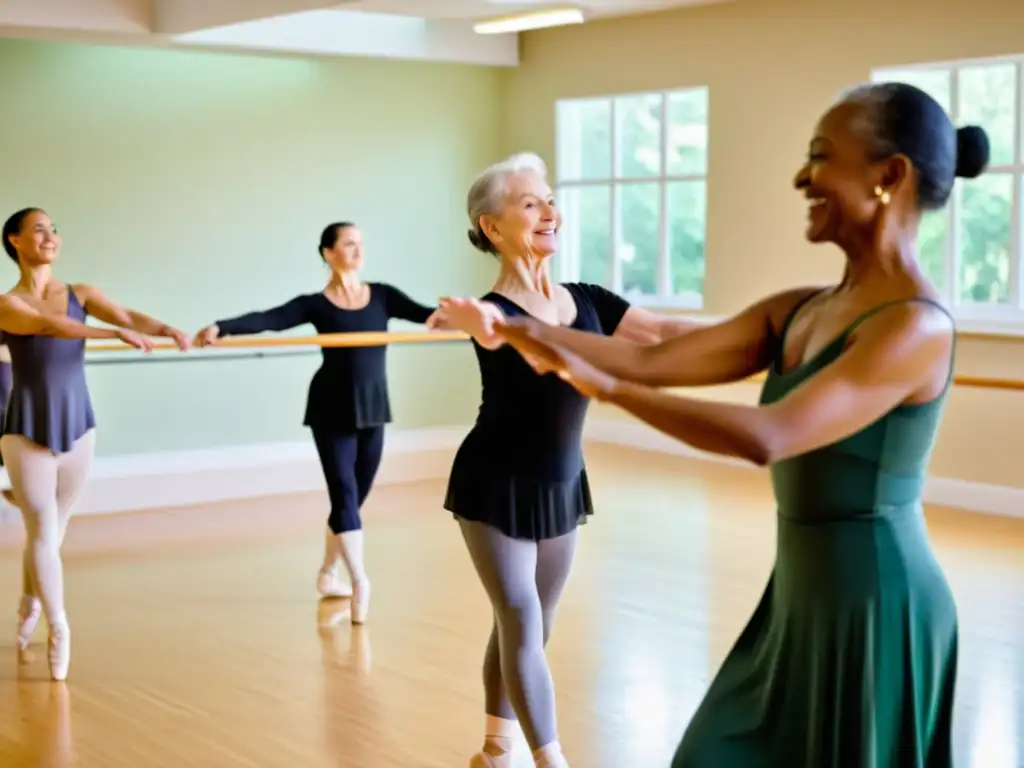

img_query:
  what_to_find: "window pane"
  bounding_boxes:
[873,67,951,111]
[918,209,948,296]
[556,99,611,181]
[667,88,708,175]
[616,93,662,178]
[618,183,661,296]
[557,185,612,286]
[667,180,706,300]
[957,172,1013,305]
[958,63,1016,167]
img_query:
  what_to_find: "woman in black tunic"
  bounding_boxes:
[194,222,440,625]
[437,153,697,768]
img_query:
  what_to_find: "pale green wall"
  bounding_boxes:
[0,38,503,457]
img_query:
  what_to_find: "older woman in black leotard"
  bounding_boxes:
[437,153,697,768]
[1,207,185,681]
[195,221,442,625]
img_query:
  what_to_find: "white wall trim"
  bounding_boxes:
[0,419,1018,521]
[584,418,1024,520]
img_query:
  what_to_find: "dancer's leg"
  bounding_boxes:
[459,519,576,765]
[319,426,381,580]
[55,431,94,538]
[16,432,95,655]
[528,530,578,767]
[353,426,384,506]
[312,428,368,619]
[1,434,69,680]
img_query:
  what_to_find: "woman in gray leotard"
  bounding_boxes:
[0,207,188,681]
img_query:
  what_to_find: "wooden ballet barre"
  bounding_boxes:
[744,371,1024,392]
[81,330,1024,391]
[83,330,470,352]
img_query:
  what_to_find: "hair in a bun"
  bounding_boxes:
[955,125,990,179]
[467,228,494,254]
[841,82,990,210]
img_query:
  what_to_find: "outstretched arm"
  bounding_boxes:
[381,284,436,325]
[503,287,824,388]
[75,284,190,349]
[592,302,954,465]
[0,294,153,350]
[194,295,313,346]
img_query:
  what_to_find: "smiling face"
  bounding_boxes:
[5,209,61,266]
[793,101,901,248]
[480,170,561,260]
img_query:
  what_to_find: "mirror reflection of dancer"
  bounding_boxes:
[491,85,989,767]
[1,207,186,681]
[195,222,443,625]
[438,153,697,768]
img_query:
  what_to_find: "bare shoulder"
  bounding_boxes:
[843,298,955,397]
[854,297,953,345]
[69,282,95,296]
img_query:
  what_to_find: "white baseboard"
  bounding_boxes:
[0,425,470,517]
[584,418,1024,520]
[0,418,1019,521]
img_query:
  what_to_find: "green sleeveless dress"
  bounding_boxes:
[672,298,958,768]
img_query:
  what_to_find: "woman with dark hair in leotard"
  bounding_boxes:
[437,152,696,768]
[488,85,988,767]
[1,206,188,681]
[195,221,443,625]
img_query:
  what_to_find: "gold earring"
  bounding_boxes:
[874,185,891,205]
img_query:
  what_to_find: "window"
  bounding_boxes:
[554,87,709,308]
[873,58,1022,330]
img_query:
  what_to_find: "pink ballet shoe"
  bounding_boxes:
[317,568,353,599]
[351,580,371,624]
[48,623,70,681]
[470,751,512,768]
[16,596,42,657]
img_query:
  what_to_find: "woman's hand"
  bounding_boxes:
[497,323,618,399]
[425,309,449,331]
[117,328,154,352]
[162,325,192,351]
[436,297,506,349]
[193,324,220,347]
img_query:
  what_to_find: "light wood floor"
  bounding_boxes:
[0,445,1021,767]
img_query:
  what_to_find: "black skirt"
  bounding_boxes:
[443,436,593,541]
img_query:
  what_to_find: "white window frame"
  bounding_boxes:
[553,87,709,310]
[873,54,1024,336]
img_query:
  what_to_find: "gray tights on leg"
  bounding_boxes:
[458,519,579,751]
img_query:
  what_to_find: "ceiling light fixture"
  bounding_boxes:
[473,7,585,35]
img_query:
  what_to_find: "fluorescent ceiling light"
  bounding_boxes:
[473,7,585,35]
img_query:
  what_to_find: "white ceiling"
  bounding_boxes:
[0,0,725,67]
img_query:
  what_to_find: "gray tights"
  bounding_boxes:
[458,519,579,751]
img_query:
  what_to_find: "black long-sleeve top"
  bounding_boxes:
[215,283,435,432]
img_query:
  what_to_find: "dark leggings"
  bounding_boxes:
[311,426,385,534]
[459,519,579,751]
